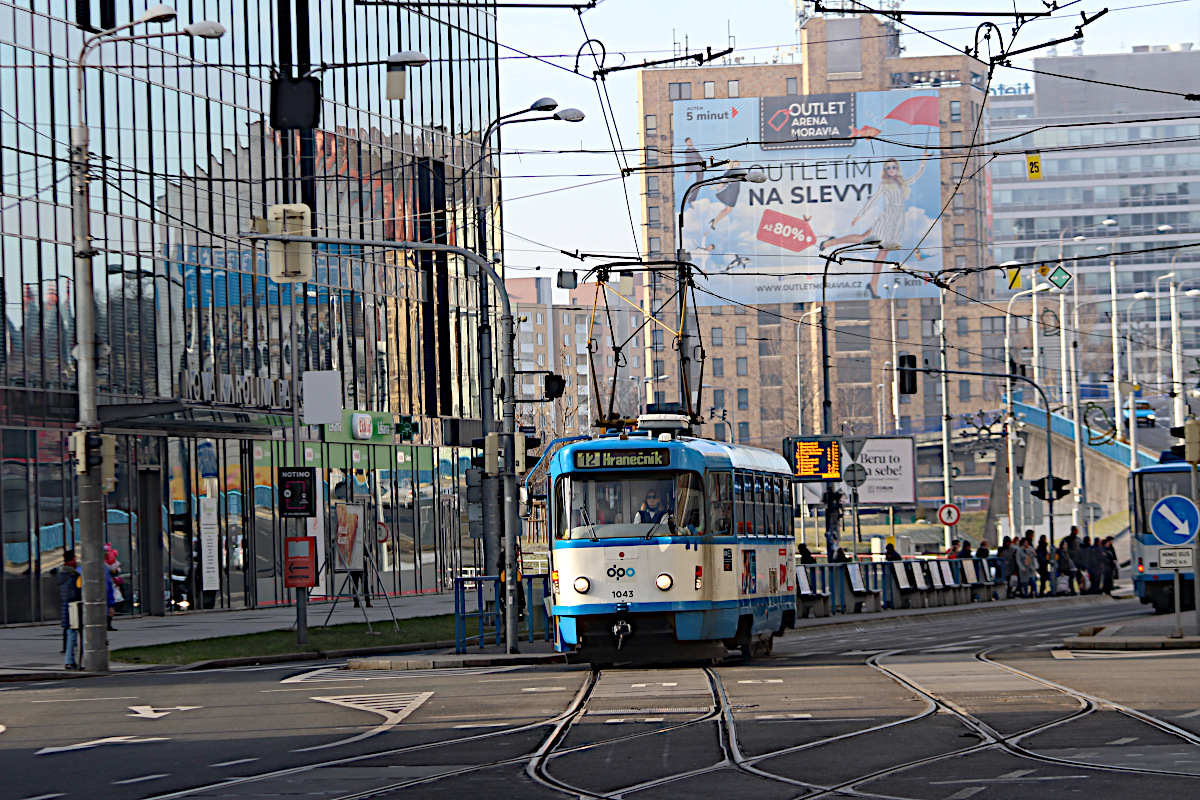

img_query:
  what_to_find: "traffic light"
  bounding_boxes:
[544,373,566,400]
[1030,476,1049,501]
[515,430,543,474]
[470,433,501,476]
[898,354,918,394]
[1050,476,1070,501]
[1169,419,1200,464]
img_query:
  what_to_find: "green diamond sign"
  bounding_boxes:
[1047,265,1072,289]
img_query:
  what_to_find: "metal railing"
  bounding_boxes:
[453,573,552,654]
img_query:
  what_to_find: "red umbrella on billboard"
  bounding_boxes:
[884,95,939,145]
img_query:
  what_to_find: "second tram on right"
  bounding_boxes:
[1130,458,1197,613]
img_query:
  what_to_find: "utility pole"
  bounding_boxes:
[939,287,954,550]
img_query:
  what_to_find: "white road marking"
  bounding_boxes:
[261,687,365,692]
[1178,710,1200,718]
[604,719,626,724]
[1051,650,1075,660]
[452,723,509,729]
[737,679,784,684]
[1107,737,1138,745]
[642,718,664,723]
[998,770,1037,779]
[209,758,258,768]
[21,794,66,800]
[112,774,167,785]
[294,692,433,752]
[36,736,169,755]
[282,666,518,683]
[945,789,986,800]
[30,696,138,703]
[127,705,202,720]
[521,686,567,693]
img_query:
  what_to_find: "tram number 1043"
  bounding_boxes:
[611,590,635,598]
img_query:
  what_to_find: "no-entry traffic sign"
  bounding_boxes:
[937,503,961,527]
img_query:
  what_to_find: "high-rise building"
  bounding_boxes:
[0,3,500,623]
[634,13,996,510]
[988,45,1200,405]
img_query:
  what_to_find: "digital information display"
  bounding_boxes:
[789,437,841,482]
[573,448,671,470]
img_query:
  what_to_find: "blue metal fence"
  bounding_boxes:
[453,573,552,654]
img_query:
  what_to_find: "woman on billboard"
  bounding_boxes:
[818,152,929,299]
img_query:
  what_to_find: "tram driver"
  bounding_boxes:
[633,485,671,524]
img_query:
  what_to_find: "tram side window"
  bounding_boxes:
[675,472,706,533]
[764,478,776,537]
[776,478,789,536]
[734,473,747,534]
[708,472,733,535]
[754,476,766,536]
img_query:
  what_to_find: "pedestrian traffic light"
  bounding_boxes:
[544,373,566,400]
[515,431,543,474]
[1030,476,1049,501]
[1050,476,1070,501]
[465,468,483,504]
[898,354,918,394]
[1169,419,1200,464]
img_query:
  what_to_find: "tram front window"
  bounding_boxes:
[1136,471,1194,540]
[555,472,706,539]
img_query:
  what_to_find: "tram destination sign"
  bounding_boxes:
[573,448,671,470]
[787,437,842,483]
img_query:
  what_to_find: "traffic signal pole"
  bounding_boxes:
[242,233,522,651]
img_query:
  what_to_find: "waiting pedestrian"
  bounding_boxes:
[1036,535,1051,597]
[957,540,973,559]
[946,539,960,559]
[833,548,851,563]
[798,543,817,565]
[885,543,902,561]
[974,540,990,561]
[1055,540,1076,595]
[1003,538,1020,594]
[1102,537,1118,594]
[1065,526,1082,593]
[57,549,81,670]
[1017,539,1038,597]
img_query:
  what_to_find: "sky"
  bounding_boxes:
[493,0,1200,285]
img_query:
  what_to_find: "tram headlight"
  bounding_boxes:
[573,576,591,594]
[655,573,673,591]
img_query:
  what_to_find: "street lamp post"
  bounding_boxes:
[795,307,822,435]
[887,280,902,432]
[677,168,765,419]
[1069,295,1113,536]
[1173,282,1200,426]
[72,4,224,674]
[1006,283,1050,542]
[1126,291,1153,470]
[471,98,583,586]
[1156,269,1177,390]
[244,233,523,652]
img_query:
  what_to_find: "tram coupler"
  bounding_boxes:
[611,619,633,649]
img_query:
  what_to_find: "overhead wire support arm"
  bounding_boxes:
[814,0,1063,18]
[587,45,734,78]
[986,8,1109,66]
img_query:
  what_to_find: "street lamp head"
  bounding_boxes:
[1033,283,1052,292]
[530,97,558,112]
[744,169,767,183]
[878,240,902,251]
[386,51,429,100]
[1102,218,1117,226]
[553,108,585,122]
[1158,224,1174,232]
[183,20,225,38]
[1161,271,1176,280]
[1187,289,1200,297]
[138,4,177,24]
[1073,235,1086,241]
[1133,291,1152,299]
[861,236,882,246]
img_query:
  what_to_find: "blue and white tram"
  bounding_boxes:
[546,427,797,663]
[1130,459,1197,613]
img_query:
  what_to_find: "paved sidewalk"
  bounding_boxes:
[1063,603,1200,649]
[0,593,454,677]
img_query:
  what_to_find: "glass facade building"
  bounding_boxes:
[0,1,500,623]
[988,47,1200,391]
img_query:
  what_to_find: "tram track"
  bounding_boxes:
[146,603,1200,800]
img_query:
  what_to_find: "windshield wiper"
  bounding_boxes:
[644,511,677,540]
[579,507,599,542]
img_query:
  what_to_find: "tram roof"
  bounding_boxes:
[553,434,791,475]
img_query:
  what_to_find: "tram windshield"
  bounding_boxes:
[1135,470,1194,541]
[554,471,706,540]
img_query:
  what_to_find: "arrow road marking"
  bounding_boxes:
[1157,504,1191,538]
[127,706,202,719]
[294,692,432,752]
[36,736,169,755]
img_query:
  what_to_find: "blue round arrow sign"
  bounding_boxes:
[1149,495,1199,546]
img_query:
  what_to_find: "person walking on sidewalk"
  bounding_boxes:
[1017,539,1038,597]
[1102,537,1118,595]
[57,549,81,670]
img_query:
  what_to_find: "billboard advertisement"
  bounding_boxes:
[673,89,943,304]
[801,436,917,506]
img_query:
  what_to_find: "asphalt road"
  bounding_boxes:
[4,598,1200,800]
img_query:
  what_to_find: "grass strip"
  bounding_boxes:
[111,614,460,665]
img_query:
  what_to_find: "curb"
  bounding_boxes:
[348,652,569,670]
[1063,635,1200,650]
[174,640,459,670]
